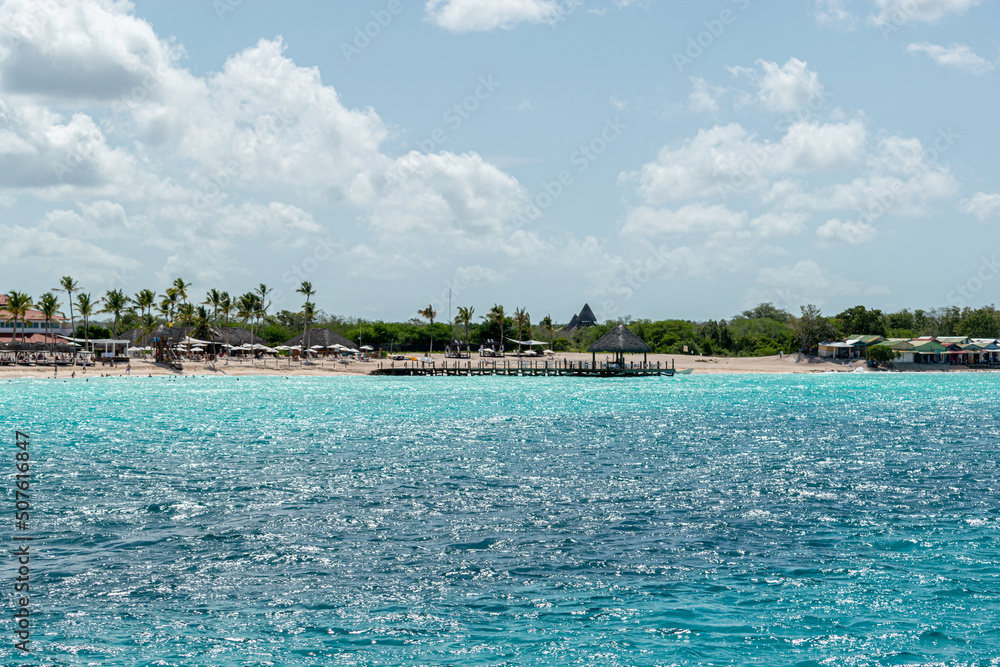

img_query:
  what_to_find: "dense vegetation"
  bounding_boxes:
[268,303,1000,356]
[12,274,1000,356]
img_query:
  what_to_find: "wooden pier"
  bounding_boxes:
[372,359,675,377]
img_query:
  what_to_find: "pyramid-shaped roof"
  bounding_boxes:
[577,303,598,325]
[587,324,652,353]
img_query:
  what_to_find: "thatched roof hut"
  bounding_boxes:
[214,327,266,347]
[587,324,652,365]
[284,328,357,349]
[138,325,265,348]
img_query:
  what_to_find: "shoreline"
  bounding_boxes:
[0,353,983,379]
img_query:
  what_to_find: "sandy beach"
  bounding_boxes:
[0,352,980,379]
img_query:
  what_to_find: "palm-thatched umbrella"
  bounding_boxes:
[587,324,652,367]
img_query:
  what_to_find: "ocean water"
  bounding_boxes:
[1,373,999,666]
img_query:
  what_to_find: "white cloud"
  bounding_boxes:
[816,217,877,244]
[454,265,506,287]
[424,0,568,32]
[0,0,180,103]
[774,135,959,215]
[730,58,825,113]
[870,0,981,24]
[0,221,142,286]
[213,202,323,247]
[750,211,808,238]
[959,192,1000,220]
[621,203,747,237]
[39,200,142,239]
[0,4,534,281]
[621,120,867,205]
[754,58,825,113]
[513,96,534,112]
[609,95,628,111]
[687,77,724,113]
[0,100,147,196]
[815,0,859,27]
[907,42,994,74]
[752,259,868,308]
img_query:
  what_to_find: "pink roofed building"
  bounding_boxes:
[0,294,72,345]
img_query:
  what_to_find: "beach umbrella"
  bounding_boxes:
[181,336,212,345]
[310,345,324,350]
[360,345,374,351]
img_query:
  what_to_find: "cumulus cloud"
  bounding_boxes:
[687,77,724,113]
[960,192,1000,220]
[424,0,569,32]
[816,217,877,244]
[0,100,145,195]
[621,120,867,205]
[0,0,180,102]
[750,211,808,238]
[0,220,142,285]
[621,203,748,237]
[870,0,981,24]
[731,58,825,113]
[0,2,535,288]
[907,42,994,74]
[814,0,859,27]
[751,259,871,307]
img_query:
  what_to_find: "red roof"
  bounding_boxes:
[0,295,67,323]
[0,333,55,345]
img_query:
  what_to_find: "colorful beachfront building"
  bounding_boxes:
[0,294,71,345]
[818,335,886,359]
[821,333,1000,365]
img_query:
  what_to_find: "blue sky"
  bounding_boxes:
[1,0,998,324]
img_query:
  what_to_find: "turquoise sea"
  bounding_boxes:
[1,373,999,666]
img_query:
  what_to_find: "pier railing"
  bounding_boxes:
[373,358,675,377]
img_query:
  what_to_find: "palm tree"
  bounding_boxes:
[161,290,179,325]
[38,292,60,352]
[540,315,555,351]
[302,301,316,359]
[296,281,315,350]
[204,288,223,329]
[56,276,79,354]
[457,306,475,346]
[192,306,211,340]
[256,284,272,338]
[219,292,232,353]
[76,293,95,355]
[133,289,156,346]
[5,291,33,347]
[485,304,505,353]
[157,296,172,324]
[237,292,257,353]
[101,289,128,337]
[169,277,191,311]
[513,308,530,353]
[177,303,195,329]
[418,304,437,356]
